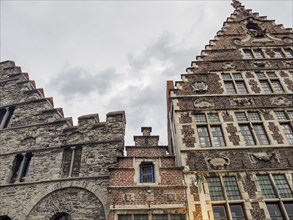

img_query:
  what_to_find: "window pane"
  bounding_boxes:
[225,82,236,94]
[239,125,255,146]
[207,177,225,201]
[152,215,168,220]
[280,124,293,144]
[256,72,266,78]
[118,215,132,220]
[211,126,225,147]
[273,175,293,198]
[134,215,148,220]
[197,126,211,147]
[230,205,245,220]
[253,124,269,145]
[243,49,253,59]
[254,49,264,58]
[274,49,284,58]
[284,203,293,219]
[195,114,206,123]
[267,203,284,220]
[271,80,284,93]
[267,72,277,78]
[223,177,241,200]
[260,81,272,93]
[213,206,227,220]
[233,73,243,79]
[222,73,231,79]
[140,163,154,183]
[248,112,260,121]
[235,113,247,121]
[284,48,293,58]
[170,215,185,220]
[275,112,287,121]
[208,113,220,122]
[236,81,248,94]
[287,111,293,120]
[258,175,276,198]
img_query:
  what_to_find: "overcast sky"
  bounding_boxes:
[1,0,292,146]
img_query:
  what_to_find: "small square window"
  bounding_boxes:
[213,205,228,220]
[243,49,253,59]
[287,111,293,120]
[233,73,243,79]
[255,72,266,78]
[275,112,287,120]
[266,72,277,78]
[254,49,264,58]
[222,73,231,80]
[208,113,220,123]
[235,112,247,121]
[274,49,284,58]
[248,112,261,121]
[195,114,207,123]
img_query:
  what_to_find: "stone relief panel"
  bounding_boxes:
[249,150,280,163]
[222,112,233,122]
[263,111,274,120]
[205,153,230,170]
[192,81,208,93]
[182,125,196,148]
[268,122,284,144]
[248,79,261,93]
[194,99,214,109]
[271,97,292,106]
[226,124,240,145]
[245,72,255,78]
[284,78,293,92]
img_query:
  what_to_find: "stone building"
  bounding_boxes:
[108,127,187,220]
[0,60,126,219]
[167,0,293,220]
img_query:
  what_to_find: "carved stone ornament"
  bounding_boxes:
[230,97,254,107]
[252,61,270,68]
[122,193,134,202]
[283,61,293,67]
[221,62,236,70]
[194,99,214,109]
[233,38,244,45]
[271,97,292,106]
[192,81,208,93]
[20,136,36,146]
[283,37,293,44]
[244,18,266,38]
[249,151,280,163]
[205,153,230,169]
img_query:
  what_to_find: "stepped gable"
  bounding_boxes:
[169,1,293,97]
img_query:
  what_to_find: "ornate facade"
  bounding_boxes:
[167,0,293,219]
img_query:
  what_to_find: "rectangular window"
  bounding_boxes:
[274,49,284,58]
[225,82,236,94]
[284,203,293,219]
[284,48,293,58]
[195,114,207,123]
[61,147,82,177]
[254,49,264,58]
[233,73,243,79]
[0,106,15,129]
[287,111,293,120]
[275,112,287,121]
[271,80,284,93]
[239,125,255,146]
[211,126,225,147]
[222,73,232,79]
[260,81,273,93]
[253,124,269,145]
[10,153,33,183]
[213,205,228,220]
[257,175,276,198]
[207,177,225,201]
[256,72,266,78]
[267,203,284,220]
[197,126,211,147]
[280,124,293,144]
[267,72,277,78]
[248,112,261,121]
[223,177,242,200]
[230,204,245,220]
[243,49,253,59]
[208,113,220,123]
[140,163,154,183]
[273,175,293,198]
[235,113,247,121]
[236,81,248,94]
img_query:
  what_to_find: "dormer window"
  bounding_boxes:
[140,163,155,183]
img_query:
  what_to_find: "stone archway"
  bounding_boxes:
[27,187,106,220]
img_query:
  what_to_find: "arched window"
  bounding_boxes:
[140,163,155,183]
[246,22,265,38]
[50,212,71,220]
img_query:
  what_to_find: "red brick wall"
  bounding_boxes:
[109,169,135,186]
[160,169,184,185]
[161,158,175,167]
[127,147,166,157]
[117,158,133,168]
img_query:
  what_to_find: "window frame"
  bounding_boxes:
[140,162,155,183]
[10,152,33,183]
[222,72,248,95]
[0,106,15,129]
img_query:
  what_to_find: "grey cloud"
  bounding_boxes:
[48,67,121,98]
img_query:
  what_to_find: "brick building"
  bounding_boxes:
[0,61,126,219]
[167,0,293,219]
[108,127,187,220]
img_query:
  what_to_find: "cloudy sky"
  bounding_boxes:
[1,0,292,146]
